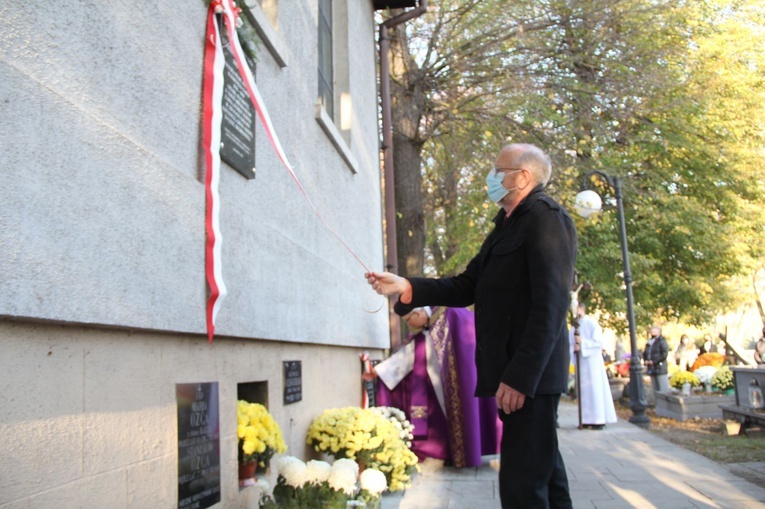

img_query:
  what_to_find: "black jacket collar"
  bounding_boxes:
[492,184,546,226]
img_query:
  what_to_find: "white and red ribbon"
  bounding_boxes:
[203,4,228,342]
[203,0,375,342]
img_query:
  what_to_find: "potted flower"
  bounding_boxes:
[306,407,419,492]
[258,456,388,509]
[237,400,287,484]
[669,370,701,391]
[690,352,725,372]
[369,406,414,449]
[711,366,734,394]
[693,366,720,392]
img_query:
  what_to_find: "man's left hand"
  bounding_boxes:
[496,382,525,414]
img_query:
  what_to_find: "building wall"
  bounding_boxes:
[0,0,388,507]
[0,0,387,346]
[0,321,365,508]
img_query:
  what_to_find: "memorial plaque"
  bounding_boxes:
[283,360,302,404]
[363,359,380,407]
[220,28,256,179]
[177,383,221,509]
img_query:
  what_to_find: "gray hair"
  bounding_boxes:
[508,144,552,186]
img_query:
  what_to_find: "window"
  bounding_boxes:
[240,0,287,68]
[315,0,358,173]
[318,0,334,119]
[259,0,278,30]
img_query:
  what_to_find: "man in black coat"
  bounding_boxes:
[367,143,577,508]
[643,325,670,394]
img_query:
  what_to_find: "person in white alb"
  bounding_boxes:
[570,302,617,430]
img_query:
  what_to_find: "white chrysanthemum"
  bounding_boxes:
[359,468,388,496]
[275,455,299,473]
[254,477,270,491]
[328,463,358,495]
[332,458,359,477]
[305,459,332,485]
[279,457,307,488]
[694,366,718,385]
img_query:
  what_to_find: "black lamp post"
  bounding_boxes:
[574,171,650,427]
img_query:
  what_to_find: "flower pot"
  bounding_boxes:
[238,461,257,487]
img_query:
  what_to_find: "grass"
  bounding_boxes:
[614,400,765,487]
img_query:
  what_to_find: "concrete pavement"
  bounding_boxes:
[381,399,765,508]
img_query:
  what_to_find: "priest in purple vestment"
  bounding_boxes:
[374,306,502,468]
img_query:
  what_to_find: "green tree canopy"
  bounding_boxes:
[385,0,765,333]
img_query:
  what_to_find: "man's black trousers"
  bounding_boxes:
[499,394,572,508]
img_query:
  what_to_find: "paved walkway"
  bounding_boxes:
[381,400,765,508]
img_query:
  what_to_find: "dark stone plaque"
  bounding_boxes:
[220,27,256,179]
[283,360,302,404]
[177,383,221,509]
[363,360,380,407]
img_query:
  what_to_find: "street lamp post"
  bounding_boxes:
[575,171,650,427]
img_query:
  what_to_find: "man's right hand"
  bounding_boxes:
[365,271,412,303]
[496,382,525,414]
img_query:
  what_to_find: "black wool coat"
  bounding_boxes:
[395,186,578,398]
[643,335,669,375]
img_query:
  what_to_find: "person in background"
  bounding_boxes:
[754,326,765,366]
[643,325,670,394]
[674,334,696,372]
[701,333,717,354]
[373,306,502,467]
[570,302,616,430]
[367,143,576,508]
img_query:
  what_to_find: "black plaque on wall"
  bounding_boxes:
[283,361,302,404]
[220,27,256,179]
[363,359,380,407]
[177,383,221,509]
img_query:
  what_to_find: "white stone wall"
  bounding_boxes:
[0,0,388,347]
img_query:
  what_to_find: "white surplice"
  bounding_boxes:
[374,329,447,417]
[570,315,617,425]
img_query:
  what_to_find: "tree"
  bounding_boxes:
[383,0,765,332]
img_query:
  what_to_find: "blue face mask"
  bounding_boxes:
[486,168,520,203]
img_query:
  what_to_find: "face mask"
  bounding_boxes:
[486,169,520,203]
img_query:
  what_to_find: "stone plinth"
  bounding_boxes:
[654,392,735,421]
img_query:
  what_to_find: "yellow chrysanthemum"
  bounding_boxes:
[242,440,256,455]
[306,407,419,492]
[237,400,287,466]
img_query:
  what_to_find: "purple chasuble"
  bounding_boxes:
[377,307,502,467]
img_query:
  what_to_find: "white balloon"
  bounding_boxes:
[574,190,602,218]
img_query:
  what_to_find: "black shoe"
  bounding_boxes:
[583,424,606,430]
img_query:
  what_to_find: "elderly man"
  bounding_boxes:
[643,325,670,394]
[367,143,577,508]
